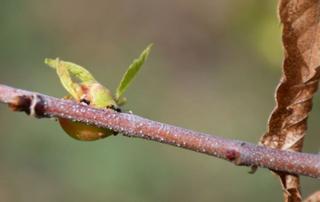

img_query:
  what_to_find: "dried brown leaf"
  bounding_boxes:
[304,191,320,202]
[260,0,320,201]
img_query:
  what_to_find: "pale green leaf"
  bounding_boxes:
[45,58,81,100]
[45,58,96,83]
[115,44,152,102]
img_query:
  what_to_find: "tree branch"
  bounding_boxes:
[0,84,320,179]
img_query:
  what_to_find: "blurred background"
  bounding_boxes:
[0,0,319,201]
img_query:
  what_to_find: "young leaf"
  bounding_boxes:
[45,58,116,108]
[115,44,152,102]
[45,58,81,100]
[45,58,96,83]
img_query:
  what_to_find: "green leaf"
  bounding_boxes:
[45,58,96,83]
[115,44,153,102]
[45,58,117,108]
[45,58,81,100]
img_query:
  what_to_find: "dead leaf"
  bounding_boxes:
[304,191,320,202]
[260,0,320,201]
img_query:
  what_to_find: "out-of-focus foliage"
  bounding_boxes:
[0,0,319,201]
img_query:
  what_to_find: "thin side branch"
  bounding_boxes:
[1,84,320,179]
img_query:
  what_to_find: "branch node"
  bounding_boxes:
[8,94,46,118]
[225,149,241,164]
[8,95,32,114]
[30,94,46,118]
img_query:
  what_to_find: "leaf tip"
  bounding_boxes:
[143,43,153,59]
[44,58,60,69]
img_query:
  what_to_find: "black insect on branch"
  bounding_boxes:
[1,84,320,179]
